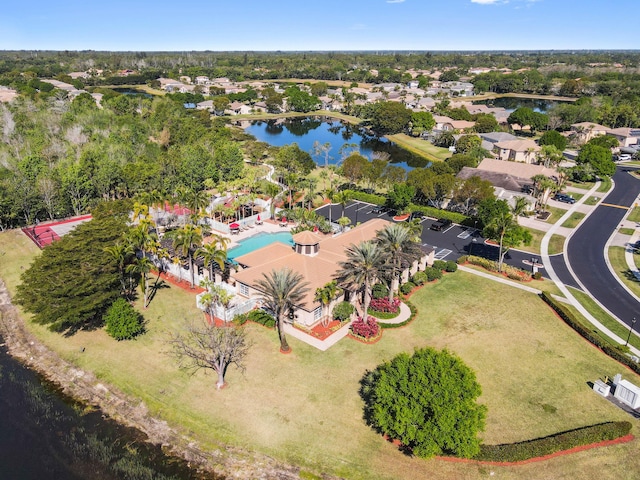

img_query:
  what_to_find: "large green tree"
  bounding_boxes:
[16,204,129,333]
[369,101,411,135]
[361,347,486,459]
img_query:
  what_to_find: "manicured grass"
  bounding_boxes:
[584,195,600,206]
[597,177,613,193]
[549,234,567,255]
[568,181,595,190]
[568,286,640,351]
[2,230,640,480]
[385,133,451,162]
[627,207,640,223]
[619,228,635,236]
[544,205,569,223]
[608,246,640,299]
[561,212,586,229]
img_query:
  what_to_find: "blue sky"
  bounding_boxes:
[1,0,636,51]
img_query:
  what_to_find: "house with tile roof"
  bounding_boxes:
[493,139,540,164]
[229,219,433,328]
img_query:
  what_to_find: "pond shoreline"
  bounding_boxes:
[0,278,312,480]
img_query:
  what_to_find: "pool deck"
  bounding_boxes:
[220,219,295,249]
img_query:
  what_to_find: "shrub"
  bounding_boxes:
[369,297,401,313]
[432,260,447,271]
[539,292,640,375]
[350,316,380,339]
[408,203,468,224]
[233,312,249,325]
[425,267,443,282]
[333,301,355,321]
[247,309,276,328]
[400,281,416,295]
[533,271,542,280]
[475,421,632,462]
[103,298,145,341]
[444,261,458,272]
[412,271,427,286]
[457,255,468,264]
[361,347,486,458]
[342,189,386,206]
[371,283,389,300]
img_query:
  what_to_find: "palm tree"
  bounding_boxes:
[375,224,423,301]
[334,241,383,319]
[197,235,229,283]
[126,256,153,308]
[314,280,340,327]
[165,224,204,289]
[486,210,515,273]
[511,196,530,223]
[333,190,351,219]
[104,242,133,299]
[255,268,310,353]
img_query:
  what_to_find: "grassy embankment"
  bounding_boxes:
[608,246,640,300]
[385,133,451,163]
[1,230,639,480]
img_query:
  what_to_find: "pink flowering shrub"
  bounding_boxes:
[369,297,401,313]
[350,316,380,339]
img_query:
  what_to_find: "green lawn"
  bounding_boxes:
[385,133,451,162]
[627,207,640,223]
[583,195,600,206]
[561,212,586,228]
[598,177,613,193]
[544,205,569,223]
[619,228,635,236]
[1,230,639,480]
[608,246,640,299]
[517,228,565,255]
[568,181,595,190]
[568,286,640,351]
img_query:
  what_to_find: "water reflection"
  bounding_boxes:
[244,116,429,170]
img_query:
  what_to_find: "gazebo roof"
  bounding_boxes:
[292,230,322,246]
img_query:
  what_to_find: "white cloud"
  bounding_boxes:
[471,0,502,4]
[386,0,406,3]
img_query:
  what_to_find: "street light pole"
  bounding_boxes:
[625,317,637,347]
[469,237,477,257]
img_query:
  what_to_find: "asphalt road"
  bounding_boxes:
[566,167,640,329]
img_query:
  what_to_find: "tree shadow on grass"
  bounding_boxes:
[148,280,170,305]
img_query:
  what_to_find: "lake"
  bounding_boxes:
[111,87,153,98]
[0,340,215,480]
[472,96,571,113]
[243,116,429,170]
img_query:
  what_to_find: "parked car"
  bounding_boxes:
[410,211,425,220]
[554,193,576,204]
[430,218,452,231]
[619,154,632,161]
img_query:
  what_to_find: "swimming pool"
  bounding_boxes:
[227,232,294,261]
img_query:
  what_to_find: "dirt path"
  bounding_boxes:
[0,278,314,480]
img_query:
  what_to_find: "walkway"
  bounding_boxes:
[373,301,412,325]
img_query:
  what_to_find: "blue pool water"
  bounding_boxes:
[228,232,294,261]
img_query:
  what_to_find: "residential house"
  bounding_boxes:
[493,139,540,164]
[433,115,475,132]
[227,101,253,115]
[606,127,640,148]
[196,100,214,111]
[195,76,210,85]
[569,122,608,144]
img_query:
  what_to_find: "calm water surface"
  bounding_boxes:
[244,116,429,170]
[472,96,571,113]
[0,340,217,480]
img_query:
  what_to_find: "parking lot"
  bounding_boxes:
[315,200,547,276]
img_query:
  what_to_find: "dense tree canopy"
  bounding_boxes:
[361,347,486,459]
[15,202,130,333]
[368,101,411,135]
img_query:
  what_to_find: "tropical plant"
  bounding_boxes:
[375,223,423,301]
[197,235,229,282]
[165,224,204,288]
[104,298,145,340]
[314,280,341,327]
[335,241,384,318]
[255,268,310,353]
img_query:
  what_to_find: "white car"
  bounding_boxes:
[618,154,632,161]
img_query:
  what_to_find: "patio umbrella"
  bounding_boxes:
[229,222,240,229]
[257,215,261,221]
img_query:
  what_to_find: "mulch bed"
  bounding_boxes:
[150,270,205,294]
[348,330,383,344]
[392,214,410,222]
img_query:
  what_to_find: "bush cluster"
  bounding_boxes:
[400,281,416,295]
[457,255,468,264]
[425,267,443,282]
[342,189,386,206]
[371,283,389,300]
[332,301,355,321]
[247,309,276,328]
[465,255,531,281]
[411,271,427,285]
[350,316,380,339]
[475,421,632,462]
[539,292,640,375]
[408,204,468,224]
[444,260,458,272]
[103,298,145,341]
[369,297,401,313]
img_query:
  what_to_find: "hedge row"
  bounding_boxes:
[342,190,386,206]
[539,292,640,376]
[475,421,632,462]
[408,203,469,224]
